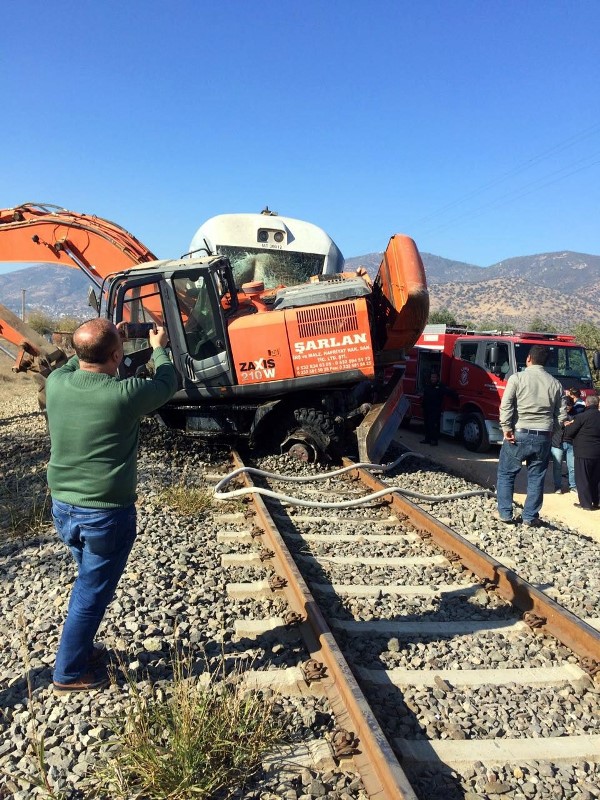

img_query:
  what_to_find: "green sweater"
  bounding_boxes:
[46,347,177,508]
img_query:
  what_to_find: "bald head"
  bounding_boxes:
[73,319,122,366]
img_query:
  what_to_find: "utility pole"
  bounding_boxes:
[21,289,26,321]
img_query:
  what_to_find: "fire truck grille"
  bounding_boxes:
[296,302,359,338]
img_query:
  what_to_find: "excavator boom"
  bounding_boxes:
[0,203,157,285]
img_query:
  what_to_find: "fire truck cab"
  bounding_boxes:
[403,324,598,452]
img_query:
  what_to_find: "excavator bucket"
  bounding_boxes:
[373,234,429,355]
[356,370,410,464]
[0,303,67,373]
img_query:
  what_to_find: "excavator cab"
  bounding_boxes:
[106,256,238,387]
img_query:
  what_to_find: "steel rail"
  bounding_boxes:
[344,458,600,665]
[231,451,418,800]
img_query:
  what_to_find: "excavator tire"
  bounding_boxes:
[280,407,341,462]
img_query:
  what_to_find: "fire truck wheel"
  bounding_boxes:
[461,412,490,453]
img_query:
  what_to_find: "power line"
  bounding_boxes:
[410,120,600,231]
[416,148,600,239]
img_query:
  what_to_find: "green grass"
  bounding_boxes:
[0,478,51,543]
[92,654,286,799]
[156,485,213,516]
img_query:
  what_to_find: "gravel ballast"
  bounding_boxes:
[0,392,367,799]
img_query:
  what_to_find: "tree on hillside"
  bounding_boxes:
[573,322,600,391]
[55,316,81,333]
[27,310,56,336]
[574,322,600,352]
[428,308,458,326]
[529,316,557,333]
[476,316,512,332]
[25,310,81,337]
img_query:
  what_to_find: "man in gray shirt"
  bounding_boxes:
[497,344,565,526]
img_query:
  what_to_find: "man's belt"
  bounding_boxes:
[515,428,552,436]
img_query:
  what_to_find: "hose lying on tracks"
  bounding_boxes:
[214,451,493,509]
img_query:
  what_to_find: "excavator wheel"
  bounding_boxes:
[280,408,341,463]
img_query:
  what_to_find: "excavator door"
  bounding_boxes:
[108,274,170,378]
[107,259,236,390]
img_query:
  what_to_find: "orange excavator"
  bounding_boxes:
[0,202,429,461]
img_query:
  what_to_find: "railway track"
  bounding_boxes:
[2,392,599,798]
[212,447,600,800]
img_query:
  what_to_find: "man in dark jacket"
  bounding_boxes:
[420,371,457,446]
[563,394,600,511]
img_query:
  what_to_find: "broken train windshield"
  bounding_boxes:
[215,245,325,289]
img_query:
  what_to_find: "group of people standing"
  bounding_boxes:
[559,389,600,511]
[496,347,600,523]
[418,353,600,521]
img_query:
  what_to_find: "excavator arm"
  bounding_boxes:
[0,202,158,286]
[0,203,160,393]
[0,300,68,399]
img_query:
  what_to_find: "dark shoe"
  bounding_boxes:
[87,643,108,668]
[53,668,109,694]
[574,503,595,511]
[500,516,520,525]
[523,518,543,527]
[569,488,578,494]
[420,439,430,445]
[431,441,439,446]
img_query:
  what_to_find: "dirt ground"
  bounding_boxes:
[0,354,36,403]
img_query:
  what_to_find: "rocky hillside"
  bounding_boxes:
[485,251,600,294]
[428,276,600,331]
[0,264,96,321]
[1,249,599,333]
[344,252,485,283]
[344,249,600,331]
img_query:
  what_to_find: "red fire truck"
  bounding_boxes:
[402,325,599,452]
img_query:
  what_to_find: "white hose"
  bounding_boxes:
[213,451,493,509]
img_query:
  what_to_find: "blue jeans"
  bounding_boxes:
[550,445,564,491]
[52,500,137,683]
[496,431,552,523]
[562,441,576,490]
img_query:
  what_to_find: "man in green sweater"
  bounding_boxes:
[46,318,177,692]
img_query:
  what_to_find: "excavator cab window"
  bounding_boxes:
[111,279,166,377]
[173,274,225,362]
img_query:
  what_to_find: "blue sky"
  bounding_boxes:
[1,0,599,276]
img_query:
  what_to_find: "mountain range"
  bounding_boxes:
[1,249,600,332]
[344,250,600,330]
